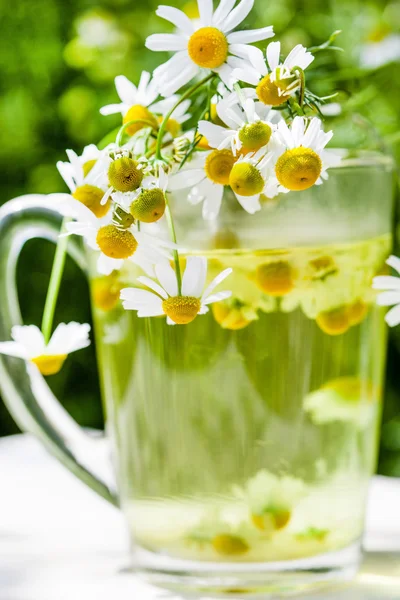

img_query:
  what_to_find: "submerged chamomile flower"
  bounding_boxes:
[234,470,307,533]
[169,149,236,219]
[212,299,258,329]
[0,323,90,376]
[303,377,378,428]
[57,146,110,218]
[235,41,314,106]
[265,117,341,196]
[373,255,400,327]
[229,147,275,213]
[61,198,174,276]
[121,256,232,325]
[146,0,274,95]
[199,91,279,155]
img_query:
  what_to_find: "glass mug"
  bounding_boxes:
[0,152,394,597]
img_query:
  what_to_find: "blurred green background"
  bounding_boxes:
[1,0,400,474]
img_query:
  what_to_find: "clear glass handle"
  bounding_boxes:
[0,194,118,506]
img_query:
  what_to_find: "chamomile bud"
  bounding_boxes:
[130,188,166,223]
[108,157,144,193]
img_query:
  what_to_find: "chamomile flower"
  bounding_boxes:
[303,377,378,428]
[61,198,174,276]
[265,117,341,197]
[199,92,278,155]
[373,255,400,327]
[120,256,232,325]
[100,72,160,135]
[229,147,276,212]
[234,470,306,532]
[169,149,236,219]
[57,146,110,218]
[235,41,314,106]
[146,0,274,95]
[360,32,400,69]
[0,323,90,376]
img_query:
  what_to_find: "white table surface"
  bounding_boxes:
[1,434,400,600]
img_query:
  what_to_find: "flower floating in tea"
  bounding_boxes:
[0,323,90,376]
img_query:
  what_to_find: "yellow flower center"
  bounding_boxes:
[316,306,350,336]
[256,74,291,106]
[238,122,272,153]
[229,163,264,197]
[275,147,322,191]
[92,276,121,311]
[73,184,110,218]
[323,377,377,403]
[255,261,294,296]
[347,300,368,326]
[96,224,138,259]
[309,255,337,279]
[31,354,68,376]
[212,534,249,556]
[130,188,166,223]
[251,509,291,532]
[113,205,135,229]
[205,149,235,185]
[212,229,240,250]
[212,303,251,330]
[108,157,144,192]
[123,105,158,135]
[82,159,97,177]
[162,295,201,325]
[196,134,211,150]
[188,27,229,69]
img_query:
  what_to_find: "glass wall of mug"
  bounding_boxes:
[89,152,394,595]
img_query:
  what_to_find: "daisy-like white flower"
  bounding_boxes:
[168,148,237,219]
[360,32,400,69]
[234,470,306,532]
[120,256,232,325]
[0,323,90,376]
[265,117,341,197]
[100,72,160,135]
[373,255,400,327]
[235,41,314,106]
[146,0,274,96]
[229,147,276,212]
[199,91,279,155]
[303,377,378,428]
[61,198,175,276]
[57,146,110,218]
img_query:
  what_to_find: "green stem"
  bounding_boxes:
[41,218,71,344]
[116,119,158,147]
[293,66,306,108]
[164,197,182,295]
[155,73,215,161]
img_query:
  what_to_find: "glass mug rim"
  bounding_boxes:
[328,149,394,170]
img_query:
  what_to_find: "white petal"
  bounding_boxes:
[198,121,233,148]
[285,45,314,71]
[154,6,195,35]
[301,118,321,148]
[385,303,400,327]
[373,275,400,291]
[99,103,125,116]
[235,193,262,213]
[376,291,400,306]
[153,51,190,78]
[214,63,236,88]
[161,61,198,96]
[229,43,267,74]
[222,0,254,33]
[198,0,214,26]
[212,0,236,27]
[182,256,207,297]
[233,67,260,85]
[155,261,179,297]
[144,33,187,51]
[0,341,29,359]
[203,290,232,304]
[201,267,233,301]
[387,255,400,276]
[227,26,274,44]
[11,325,45,358]
[115,75,137,105]
[267,41,281,71]
[202,183,223,220]
[47,322,91,355]
[120,288,158,303]
[97,254,123,275]
[169,168,206,190]
[291,116,306,146]
[137,276,169,299]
